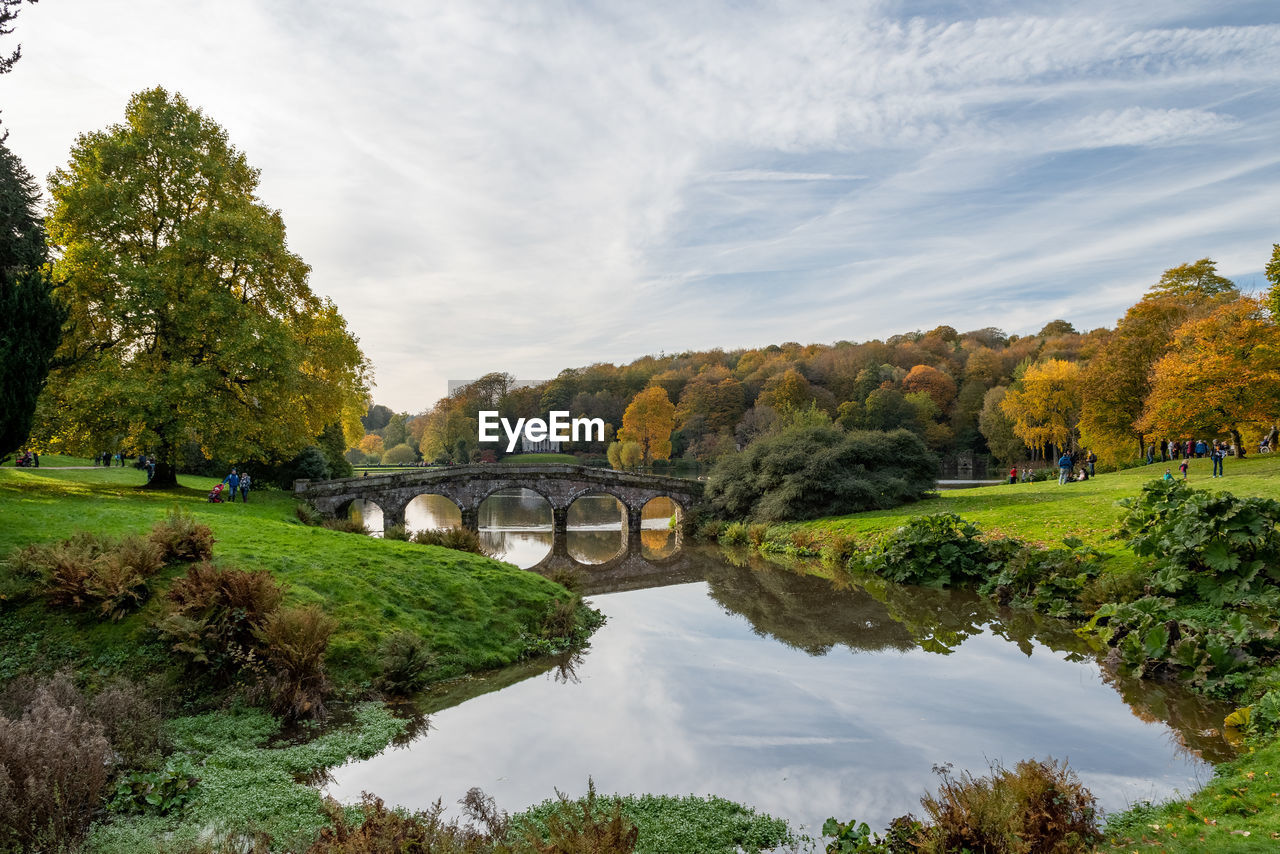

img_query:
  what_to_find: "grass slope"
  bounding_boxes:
[789,453,1280,551]
[0,464,572,688]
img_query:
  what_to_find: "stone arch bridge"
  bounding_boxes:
[294,463,705,563]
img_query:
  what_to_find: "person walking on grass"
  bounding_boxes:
[222,468,240,503]
[239,472,251,503]
[1179,459,1189,480]
[1211,444,1224,478]
[1058,451,1072,485]
[1009,466,1017,485]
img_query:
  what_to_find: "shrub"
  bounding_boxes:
[149,508,215,563]
[788,530,820,554]
[108,758,199,816]
[295,503,324,526]
[91,677,170,771]
[705,425,937,522]
[256,605,335,721]
[33,532,164,620]
[158,563,285,678]
[322,517,369,534]
[41,531,115,609]
[979,538,1105,619]
[516,778,638,854]
[914,759,1101,854]
[85,551,152,621]
[281,445,331,487]
[719,521,748,545]
[382,523,410,541]
[819,534,858,564]
[861,514,1002,587]
[747,524,770,547]
[540,598,581,640]
[307,789,510,853]
[1118,480,1280,607]
[695,519,726,541]
[0,685,113,853]
[544,566,584,594]
[376,631,436,697]
[411,526,491,556]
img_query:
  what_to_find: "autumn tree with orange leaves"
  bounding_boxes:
[1138,297,1280,457]
[902,364,958,411]
[618,386,676,465]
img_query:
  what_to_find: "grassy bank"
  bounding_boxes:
[0,463,634,851]
[0,464,576,688]
[785,453,1280,553]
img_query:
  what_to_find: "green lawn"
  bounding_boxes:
[500,453,581,465]
[1,452,99,467]
[0,464,572,687]
[788,453,1280,551]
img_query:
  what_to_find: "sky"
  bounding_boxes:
[4,1,1280,412]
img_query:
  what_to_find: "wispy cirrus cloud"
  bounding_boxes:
[3,1,1278,409]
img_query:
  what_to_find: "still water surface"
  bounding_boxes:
[329,492,1232,834]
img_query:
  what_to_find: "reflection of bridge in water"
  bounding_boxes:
[531,537,704,595]
[295,464,704,577]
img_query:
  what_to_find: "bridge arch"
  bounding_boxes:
[471,482,556,513]
[404,492,465,532]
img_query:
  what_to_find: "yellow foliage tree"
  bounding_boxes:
[1137,297,1280,456]
[618,386,676,465]
[999,359,1082,458]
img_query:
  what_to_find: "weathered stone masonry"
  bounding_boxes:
[294,463,704,564]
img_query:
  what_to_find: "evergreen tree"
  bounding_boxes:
[0,142,62,459]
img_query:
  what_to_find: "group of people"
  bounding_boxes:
[1162,443,1229,481]
[1006,450,1098,485]
[1054,450,1097,485]
[95,451,130,467]
[13,450,39,467]
[1145,439,1234,465]
[209,468,251,503]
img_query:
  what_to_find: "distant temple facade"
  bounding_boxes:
[521,435,563,454]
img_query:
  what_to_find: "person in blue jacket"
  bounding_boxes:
[222,468,240,502]
[1057,451,1072,485]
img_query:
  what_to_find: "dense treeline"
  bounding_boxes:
[355,253,1280,473]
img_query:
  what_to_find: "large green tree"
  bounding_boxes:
[41,87,369,486]
[0,142,62,459]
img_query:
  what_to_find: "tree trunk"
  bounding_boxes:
[145,435,180,488]
[1231,427,1246,460]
